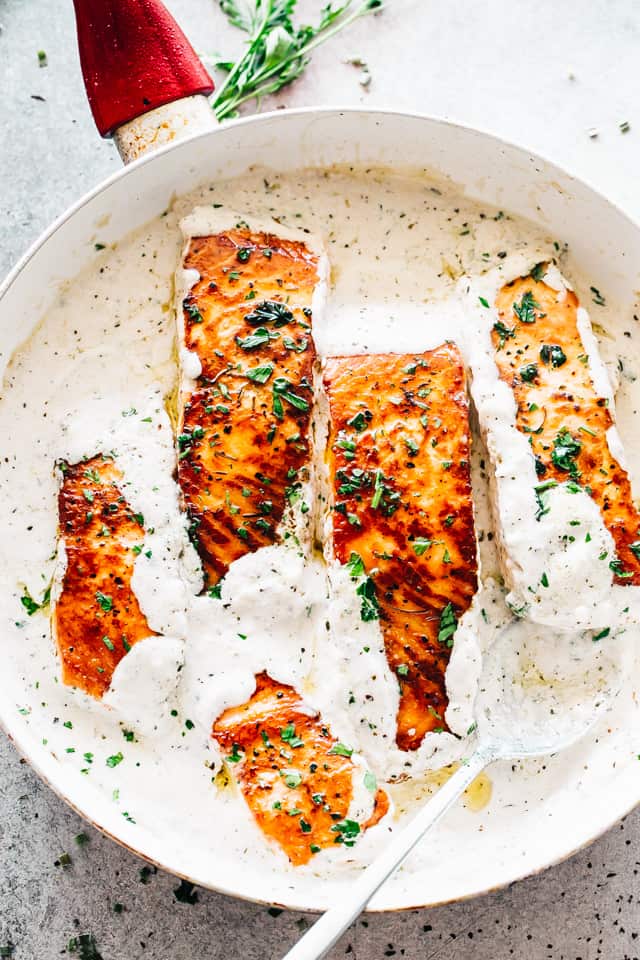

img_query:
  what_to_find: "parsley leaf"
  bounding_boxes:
[437,603,457,647]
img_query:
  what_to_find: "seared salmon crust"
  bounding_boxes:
[54,455,156,698]
[178,229,320,589]
[324,344,478,751]
[212,672,389,865]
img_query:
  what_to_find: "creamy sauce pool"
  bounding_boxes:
[2,166,640,884]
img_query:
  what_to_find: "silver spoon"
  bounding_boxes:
[282,620,624,960]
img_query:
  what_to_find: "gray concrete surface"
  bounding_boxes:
[2,0,640,957]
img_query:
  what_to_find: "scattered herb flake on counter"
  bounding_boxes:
[67,934,103,959]
[174,879,199,905]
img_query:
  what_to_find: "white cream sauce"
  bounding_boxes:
[1,167,639,884]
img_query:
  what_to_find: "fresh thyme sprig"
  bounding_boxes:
[213,0,383,121]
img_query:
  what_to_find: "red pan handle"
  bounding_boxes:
[73,0,215,156]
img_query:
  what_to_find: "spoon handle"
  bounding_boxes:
[281,743,496,960]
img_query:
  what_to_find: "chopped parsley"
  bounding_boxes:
[610,558,634,579]
[513,290,540,324]
[540,344,567,367]
[356,577,379,622]
[347,410,370,432]
[272,376,309,418]
[412,538,434,556]
[183,299,203,324]
[534,478,558,520]
[346,552,365,578]
[551,428,581,479]
[245,364,274,384]
[227,743,244,763]
[105,752,123,768]
[245,300,293,327]
[519,362,538,382]
[236,326,277,350]
[20,586,50,616]
[95,592,113,612]
[530,262,545,281]
[280,724,304,748]
[331,819,360,847]
[284,771,302,788]
[493,320,515,348]
[437,603,457,647]
[593,627,610,641]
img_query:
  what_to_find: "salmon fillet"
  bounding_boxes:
[177,215,325,591]
[460,256,640,629]
[212,672,389,866]
[323,345,478,751]
[491,266,640,584]
[53,455,156,698]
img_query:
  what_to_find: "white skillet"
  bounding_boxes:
[1,0,640,916]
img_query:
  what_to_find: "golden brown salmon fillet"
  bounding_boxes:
[323,345,478,752]
[177,221,324,590]
[53,455,156,698]
[212,672,389,866]
[492,267,640,584]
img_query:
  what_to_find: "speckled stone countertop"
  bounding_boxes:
[2,1,640,957]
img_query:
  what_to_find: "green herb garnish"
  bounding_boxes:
[540,344,567,367]
[513,290,540,324]
[213,0,384,122]
[356,577,379,622]
[437,603,457,647]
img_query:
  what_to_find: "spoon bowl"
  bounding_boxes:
[282,618,627,960]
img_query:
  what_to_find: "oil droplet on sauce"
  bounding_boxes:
[463,770,492,812]
[389,762,492,817]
